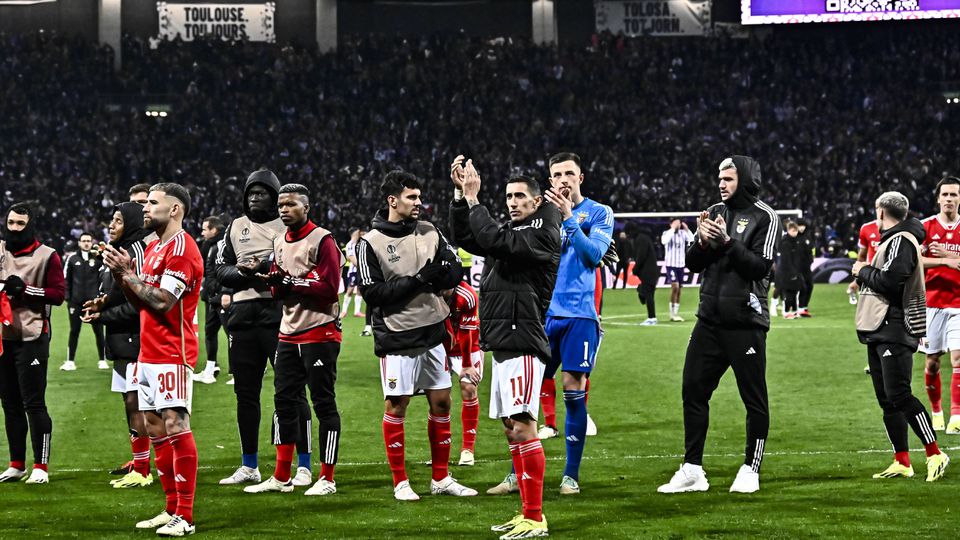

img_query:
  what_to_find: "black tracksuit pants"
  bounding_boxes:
[228,326,311,457]
[637,283,656,319]
[203,301,222,367]
[67,303,104,362]
[867,342,937,452]
[682,320,769,472]
[799,271,814,309]
[274,341,341,466]
[0,335,52,466]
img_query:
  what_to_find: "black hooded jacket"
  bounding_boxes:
[357,210,462,357]
[449,199,561,362]
[215,170,283,330]
[687,156,782,330]
[856,217,926,347]
[200,227,226,303]
[98,202,152,335]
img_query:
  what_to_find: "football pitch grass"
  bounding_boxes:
[1,284,958,539]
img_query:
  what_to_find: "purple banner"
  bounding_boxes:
[742,0,960,24]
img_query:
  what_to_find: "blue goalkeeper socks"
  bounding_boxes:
[563,390,588,480]
[298,452,312,470]
[242,453,258,469]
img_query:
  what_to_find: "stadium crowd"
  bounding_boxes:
[1,28,959,252]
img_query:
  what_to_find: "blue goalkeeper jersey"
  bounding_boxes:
[547,197,614,321]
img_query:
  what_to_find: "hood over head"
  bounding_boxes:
[112,201,151,248]
[244,168,281,222]
[3,202,39,253]
[721,155,761,210]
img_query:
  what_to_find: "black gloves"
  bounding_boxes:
[3,275,26,299]
[415,259,450,290]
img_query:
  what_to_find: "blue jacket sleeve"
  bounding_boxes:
[562,204,613,268]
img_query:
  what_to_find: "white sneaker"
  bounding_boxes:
[192,370,216,385]
[24,468,48,484]
[219,465,261,485]
[486,473,519,495]
[60,360,76,371]
[135,511,173,530]
[0,467,27,482]
[657,463,709,493]
[431,475,478,496]
[585,415,597,437]
[155,514,195,537]
[729,464,760,493]
[361,326,373,337]
[640,318,658,326]
[226,376,235,385]
[98,360,110,370]
[243,476,294,493]
[304,476,337,496]
[670,315,685,322]
[393,479,420,501]
[458,449,475,466]
[291,466,313,487]
[537,425,558,439]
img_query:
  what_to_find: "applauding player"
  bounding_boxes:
[102,183,203,536]
[450,156,560,539]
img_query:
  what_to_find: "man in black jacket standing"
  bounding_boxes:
[658,156,781,495]
[796,219,815,317]
[215,169,313,487]
[853,191,949,482]
[194,215,225,384]
[632,229,660,325]
[357,170,473,501]
[449,156,560,539]
[61,232,106,371]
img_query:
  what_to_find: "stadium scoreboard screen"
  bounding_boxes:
[741,1,960,24]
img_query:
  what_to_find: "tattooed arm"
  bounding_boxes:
[102,244,177,314]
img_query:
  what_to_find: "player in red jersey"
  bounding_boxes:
[848,219,881,303]
[102,183,203,537]
[443,280,482,466]
[920,177,960,433]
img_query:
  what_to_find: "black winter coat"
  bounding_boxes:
[449,199,561,362]
[687,155,782,331]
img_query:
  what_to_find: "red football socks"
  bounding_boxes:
[274,443,295,483]
[383,413,407,485]
[132,435,151,476]
[461,399,479,452]
[925,369,942,414]
[151,436,177,516]
[894,451,911,467]
[320,462,335,483]
[951,369,960,416]
[428,414,452,482]
[9,460,24,471]
[540,378,557,429]
[924,441,942,458]
[169,431,198,524]
[518,439,545,522]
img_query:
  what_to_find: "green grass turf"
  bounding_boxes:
[1,284,958,538]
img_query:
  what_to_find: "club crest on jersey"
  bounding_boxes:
[736,218,749,234]
[386,244,400,263]
[576,211,589,224]
[948,233,954,240]
[388,378,397,390]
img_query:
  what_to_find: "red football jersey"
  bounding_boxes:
[138,229,204,367]
[922,215,960,309]
[858,220,881,263]
[444,282,480,365]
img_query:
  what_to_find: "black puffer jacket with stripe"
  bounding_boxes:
[686,155,782,331]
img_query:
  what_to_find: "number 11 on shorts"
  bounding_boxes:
[510,376,524,399]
